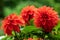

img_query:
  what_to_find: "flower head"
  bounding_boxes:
[34,6,59,32]
[2,14,24,35]
[20,5,37,25]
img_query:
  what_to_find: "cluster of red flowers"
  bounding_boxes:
[2,5,59,35]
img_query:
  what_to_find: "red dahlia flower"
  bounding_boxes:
[34,6,59,32]
[20,5,37,25]
[2,14,24,35]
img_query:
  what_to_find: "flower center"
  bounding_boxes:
[41,13,49,19]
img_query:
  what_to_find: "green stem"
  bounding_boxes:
[14,32,20,40]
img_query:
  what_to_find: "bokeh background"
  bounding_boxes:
[0,0,60,36]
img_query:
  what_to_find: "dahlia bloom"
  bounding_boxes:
[2,14,24,35]
[34,6,59,32]
[20,5,37,25]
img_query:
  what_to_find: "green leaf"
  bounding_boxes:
[12,31,15,36]
[2,36,13,40]
[50,21,60,39]
[21,26,39,33]
[54,21,60,31]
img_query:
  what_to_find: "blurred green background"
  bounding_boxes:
[0,0,60,36]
